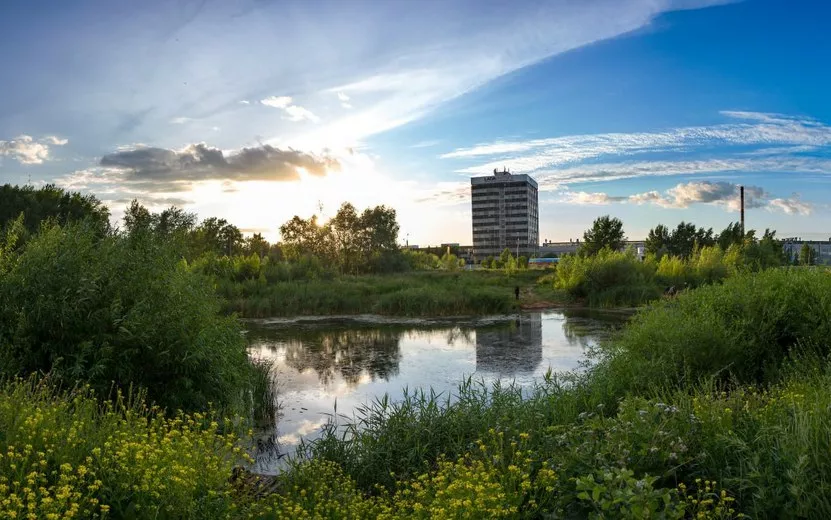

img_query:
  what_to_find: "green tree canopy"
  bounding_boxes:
[581,215,626,256]
[0,183,110,236]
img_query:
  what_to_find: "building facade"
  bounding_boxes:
[782,240,831,265]
[471,168,539,258]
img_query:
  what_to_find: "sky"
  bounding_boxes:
[1,0,830,244]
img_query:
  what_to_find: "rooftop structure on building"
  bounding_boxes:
[470,168,539,259]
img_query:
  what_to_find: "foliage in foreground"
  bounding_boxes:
[0,223,260,417]
[300,268,831,519]
[554,237,791,307]
[3,377,746,519]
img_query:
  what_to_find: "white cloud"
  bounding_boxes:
[410,139,442,149]
[260,96,293,109]
[444,111,831,176]
[531,156,831,190]
[45,136,69,146]
[768,196,813,216]
[562,191,627,205]
[283,105,320,123]
[0,134,68,165]
[337,92,350,102]
[291,0,731,148]
[260,95,319,122]
[170,117,192,124]
[561,181,815,216]
[239,100,250,105]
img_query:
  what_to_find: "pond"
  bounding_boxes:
[246,308,630,473]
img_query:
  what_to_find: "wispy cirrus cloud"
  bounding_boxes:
[0,135,68,165]
[336,92,352,109]
[443,111,831,176]
[563,181,814,216]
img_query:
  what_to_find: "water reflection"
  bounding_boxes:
[475,314,543,375]
[246,309,630,472]
[281,328,402,387]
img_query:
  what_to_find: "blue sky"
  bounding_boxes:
[1,0,830,244]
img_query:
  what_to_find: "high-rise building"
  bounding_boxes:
[470,168,539,258]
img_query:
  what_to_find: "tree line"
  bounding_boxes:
[577,214,817,266]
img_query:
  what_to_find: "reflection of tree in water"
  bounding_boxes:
[282,328,403,388]
[475,314,543,375]
[561,308,629,347]
[562,318,594,348]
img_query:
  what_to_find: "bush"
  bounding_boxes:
[0,223,255,415]
[592,268,831,397]
[555,249,660,306]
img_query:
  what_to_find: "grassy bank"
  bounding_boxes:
[218,270,566,318]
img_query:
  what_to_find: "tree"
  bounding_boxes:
[717,222,746,251]
[358,205,400,272]
[0,184,110,236]
[156,206,197,237]
[192,217,243,257]
[581,215,626,256]
[244,233,271,258]
[328,202,362,274]
[499,247,513,266]
[667,221,714,259]
[645,224,670,258]
[122,200,155,236]
[800,243,817,266]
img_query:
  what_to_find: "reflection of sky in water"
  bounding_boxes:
[247,309,627,473]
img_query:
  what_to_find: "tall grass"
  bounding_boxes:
[220,271,535,317]
[555,248,661,306]
[292,268,831,518]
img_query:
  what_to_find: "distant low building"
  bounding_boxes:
[781,240,831,265]
[538,240,646,259]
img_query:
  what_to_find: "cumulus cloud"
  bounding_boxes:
[56,143,340,197]
[562,181,814,216]
[96,142,340,189]
[260,95,319,122]
[768,196,813,215]
[0,135,68,164]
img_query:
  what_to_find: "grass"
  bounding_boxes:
[220,270,561,318]
[7,265,831,517]
[289,268,831,518]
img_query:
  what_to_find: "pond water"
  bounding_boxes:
[246,308,630,473]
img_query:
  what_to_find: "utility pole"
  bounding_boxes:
[516,237,520,259]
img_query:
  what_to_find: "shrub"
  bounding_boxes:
[0,223,255,415]
[555,249,660,306]
[592,268,831,397]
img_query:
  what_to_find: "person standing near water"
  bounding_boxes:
[515,286,520,300]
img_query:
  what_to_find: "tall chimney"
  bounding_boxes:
[740,185,745,236]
